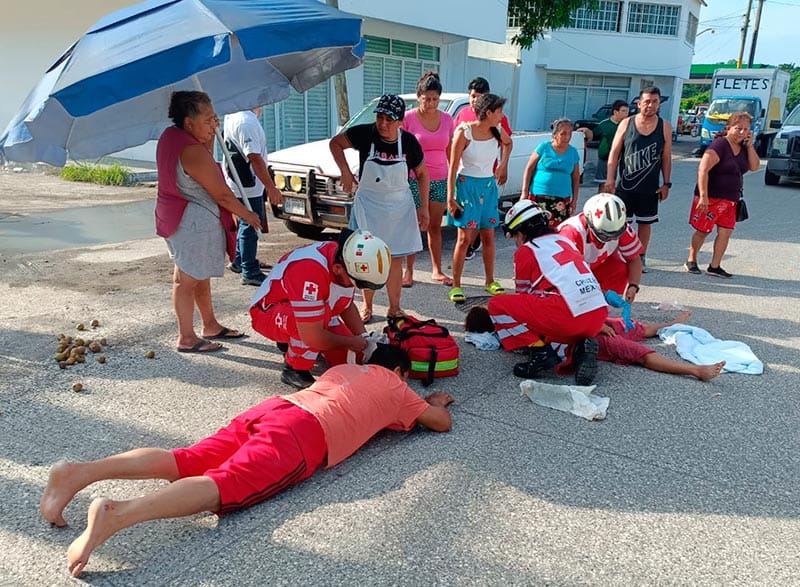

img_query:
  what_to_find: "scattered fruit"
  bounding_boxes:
[54,352,68,361]
[58,361,67,369]
[89,342,102,353]
[75,338,85,347]
[72,383,83,392]
[90,319,100,328]
[145,350,155,359]
[76,355,86,363]
[76,323,85,331]
[66,357,77,366]
[99,338,108,346]
[96,355,106,364]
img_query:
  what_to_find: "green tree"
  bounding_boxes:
[508,0,598,49]
[779,63,800,112]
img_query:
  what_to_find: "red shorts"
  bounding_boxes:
[689,196,737,233]
[596,318,654,365]
[172,397,327,516]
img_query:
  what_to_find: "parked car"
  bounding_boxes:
[765,103,800,186]
[268,93,585,239]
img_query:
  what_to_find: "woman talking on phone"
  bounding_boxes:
[684,111,760,278]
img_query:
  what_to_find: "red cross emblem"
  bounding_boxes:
[302,281,319,300]
[356,263,369,273]
[552,240,590,274]
[594,208,604,219]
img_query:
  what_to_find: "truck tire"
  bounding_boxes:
[764,169,780,186]
[283,220,325,240]
[690,126,699,138]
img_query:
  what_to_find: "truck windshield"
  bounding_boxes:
[342,97,454,130]
[707,99,757,119]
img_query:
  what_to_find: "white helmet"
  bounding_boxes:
[502,199,549,236]
[340,230,391,289]
[583,193,627,242]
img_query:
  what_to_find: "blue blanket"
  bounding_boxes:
[657,324,763,375]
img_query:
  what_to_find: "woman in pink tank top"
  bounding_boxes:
[156,91,261,353]
[401,72,454,287]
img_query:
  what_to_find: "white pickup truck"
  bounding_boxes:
[269,93,585,239]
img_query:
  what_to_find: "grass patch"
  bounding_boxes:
[60,162,132,186]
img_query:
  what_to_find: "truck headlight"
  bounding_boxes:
[289,175,303,192]
[274,174,286,190]
[701,128,710,139]
[772,137,789,155]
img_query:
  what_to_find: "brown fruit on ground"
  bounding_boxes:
[72,383,83,392]
[145,350,155,359]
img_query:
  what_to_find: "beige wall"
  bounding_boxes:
[0,1,137,130]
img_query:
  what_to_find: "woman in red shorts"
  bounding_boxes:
[684,111,760,278]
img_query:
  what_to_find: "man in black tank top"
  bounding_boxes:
[604,87,673,273]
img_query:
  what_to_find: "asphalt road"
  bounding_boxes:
[0,138,799,585]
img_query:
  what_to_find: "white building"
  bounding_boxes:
[474,0,706,132]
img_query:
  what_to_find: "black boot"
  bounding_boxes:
[573,337,599,386]
[513,345,560,378]
[276,342,289,354]
[281,364,315,389]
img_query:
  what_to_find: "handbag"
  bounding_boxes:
[736,197,749,222]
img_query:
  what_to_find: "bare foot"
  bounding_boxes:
[695,361,726,381]
[67,497,118,577]
[401,271,414,288]
[669,311,693,326]
[41,461,86,527]
[359,305,373,324]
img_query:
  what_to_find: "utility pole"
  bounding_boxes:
[737,0,754,68]
[747,0,765,68]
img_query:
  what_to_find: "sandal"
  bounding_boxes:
[485,281,505,296]
[448,287,466,303]
[360,307,374,324]
[432,274,454,286]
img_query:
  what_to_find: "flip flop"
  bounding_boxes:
[448,286,466,303]
[205,327,245,340]
[360,307,374,324]
[177,339,223,353]
[432,275,454,286]
[485,281,505,296]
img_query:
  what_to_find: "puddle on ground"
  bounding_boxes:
[0,200,155,254]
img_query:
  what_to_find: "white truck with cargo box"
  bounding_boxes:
[699,68,790,157]
[267,93,585,239]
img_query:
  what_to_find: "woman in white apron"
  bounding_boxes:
[330,94,430,322]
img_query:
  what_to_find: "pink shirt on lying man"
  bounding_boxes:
[285,364,429,467]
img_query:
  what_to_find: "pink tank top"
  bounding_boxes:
[155,126,199,238]
[402,110,453,181]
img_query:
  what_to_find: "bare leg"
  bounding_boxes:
[41,449,179,527]
[637,223,652,254]
[688,230,709,263]
[173,266,201,348]
[479,228,496,286]
[710,227,733,268]
[402,255,415,287]
[386,257,405,316]
[640,353,725,381]
[452,228,476,288]
[427,202,451,282]
[642,311,693,338]
[193,276,225,336]
[360,289,374,321]
[67,477,220,578]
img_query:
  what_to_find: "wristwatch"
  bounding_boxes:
[663,182,673,188]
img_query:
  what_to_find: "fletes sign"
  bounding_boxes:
[714,77,770,91]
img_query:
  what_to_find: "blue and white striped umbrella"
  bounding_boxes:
[0,0,365,166]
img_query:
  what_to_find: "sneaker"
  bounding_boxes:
[276,342,289,354]
[464,246,476,261]
[241,272,268,286]
[684,260,701,274]
[707,265,732,278]
[227,261,242,274]
[280,365,315,389]
[640,255,649,274]
[472,238,483,254]
[573,337,599,386]
[513,345,561,378]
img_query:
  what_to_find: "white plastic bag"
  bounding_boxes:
[520,380,609,421]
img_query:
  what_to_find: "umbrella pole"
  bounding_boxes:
[192,76,263,240]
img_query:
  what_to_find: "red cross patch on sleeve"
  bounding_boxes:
[302,281,320,301]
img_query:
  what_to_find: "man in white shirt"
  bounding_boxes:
[222,108,283,285]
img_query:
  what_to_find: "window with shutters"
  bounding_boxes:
[363,36,440,101]
[261,80,331,151]
[545,72,630,122]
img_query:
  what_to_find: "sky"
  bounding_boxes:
[693,0,800,66]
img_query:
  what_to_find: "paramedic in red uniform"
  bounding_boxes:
[250,229,391,389]
[486,200,608,384]
[558,193,643,303]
